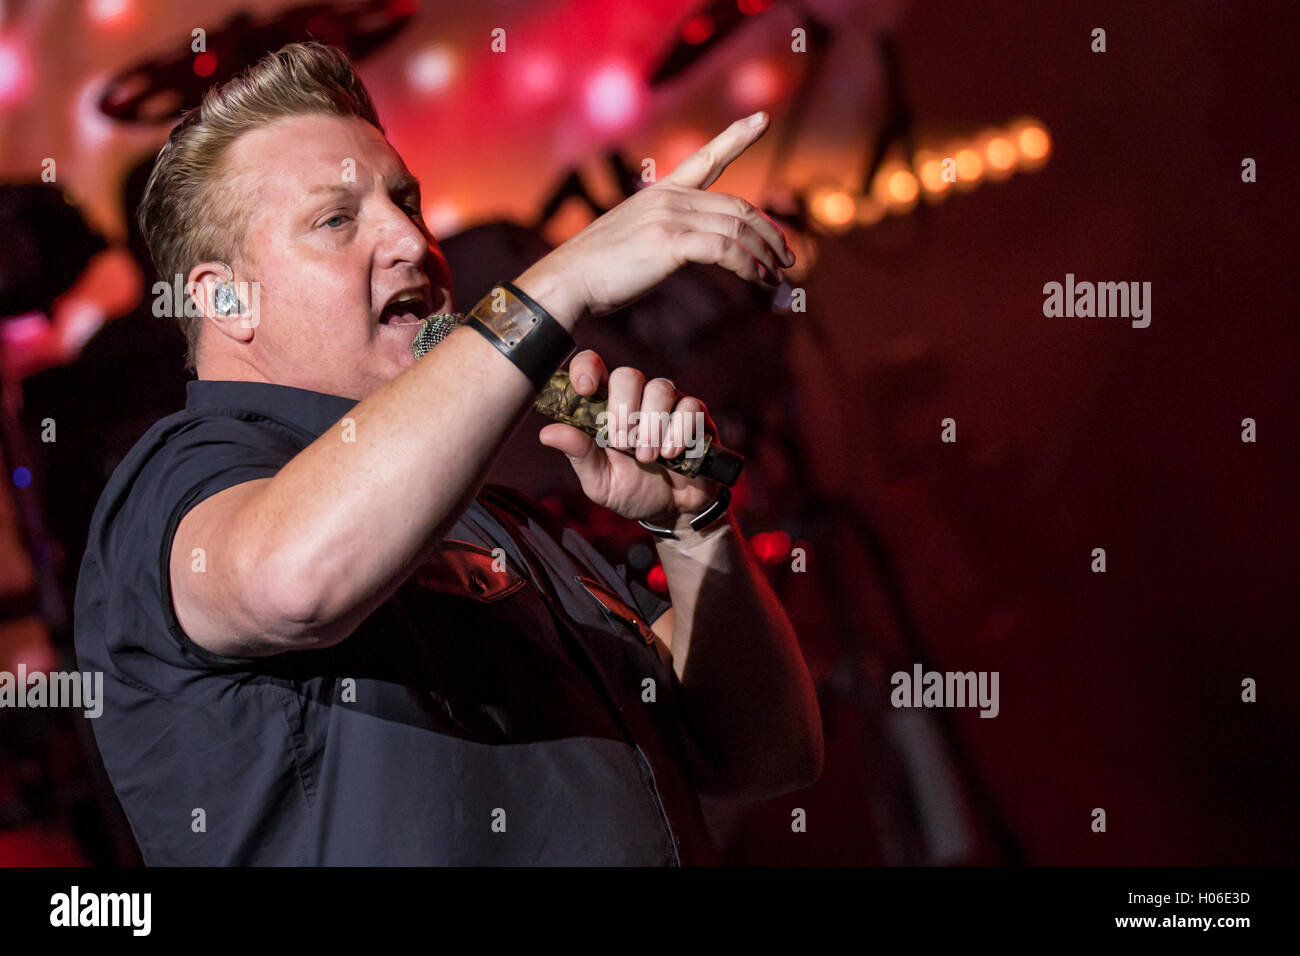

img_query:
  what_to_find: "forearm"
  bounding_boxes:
[654,514,823,799]
[234,267,579,633]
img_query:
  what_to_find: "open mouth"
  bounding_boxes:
[378,288,433,327]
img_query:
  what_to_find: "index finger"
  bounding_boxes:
[658,111,770,191]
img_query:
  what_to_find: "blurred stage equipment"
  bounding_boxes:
[97,0,416,123]
[0,184,106,319]
[644,0,1028,864]
[651,1,1049,240]
[0,184,107,864]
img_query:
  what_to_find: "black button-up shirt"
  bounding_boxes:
[74,379,718,865]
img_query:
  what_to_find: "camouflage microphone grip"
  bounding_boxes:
[412,313,744,486]
[533,370,744,487]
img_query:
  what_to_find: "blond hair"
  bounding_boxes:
[137,42,383,370]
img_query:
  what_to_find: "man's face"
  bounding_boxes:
[217,113,454,398]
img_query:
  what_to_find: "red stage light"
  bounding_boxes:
[647,564,668,593]
[193,52,218,78]
[681,15,714,45]
[751,530,792,564]
[520,54,560,99]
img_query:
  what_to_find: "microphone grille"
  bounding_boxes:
[411,312,465,359]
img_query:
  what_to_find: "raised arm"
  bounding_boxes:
[170,113,794,658]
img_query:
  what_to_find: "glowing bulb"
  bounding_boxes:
[583,63,642,131]
[192,52,217,78]
[1018,125,1050,161]
[88,0,134,26]
[809,185,856,230]
[917,152,950,197]
[870,161,917,212]
[0,41,31,107]
[986,136,1016,171]
[520,54,559,99]
[887,169,919,203]
[955,148,983,182]
[729,59,782,110]
[408,45,455,94]
[681,15,713,45]
[424,201,461,236]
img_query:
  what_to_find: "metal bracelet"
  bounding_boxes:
[637,486,732,540]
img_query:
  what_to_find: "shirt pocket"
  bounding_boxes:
[413,538,527,602]
[574,573,660,648]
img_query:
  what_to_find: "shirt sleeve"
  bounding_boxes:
[80,410,305,688]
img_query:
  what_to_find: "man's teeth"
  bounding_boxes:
[382,296,426,325]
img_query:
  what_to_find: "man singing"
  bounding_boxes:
[74,42,821,865]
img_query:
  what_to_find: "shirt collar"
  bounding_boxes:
[186,379,359,439]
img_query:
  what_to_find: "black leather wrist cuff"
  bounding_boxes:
[466,280,577,391]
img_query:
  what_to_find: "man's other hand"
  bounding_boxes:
[537,350,723,525]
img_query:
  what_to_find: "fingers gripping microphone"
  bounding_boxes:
[412,313,744,487]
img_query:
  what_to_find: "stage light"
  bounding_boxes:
[1019,127,1049,158]
[519,53,560,101]
[583,63,643,131]
[87,0,134,28]
[1012,118,1051,170]
[729,58,782,110]
[423,201,461,237]
[887,168,919,204]
[408,45,455,95]
[74,75,117,153]
[192,52,217,78]
[647,564,668,593]
[973,128,1016,183]
[915,150,950,199]
[751,530,791,564]
[61,300,105,351]
[954,146,983,187]
[868,162,919,215]
[0,40,31,107]
[681,14,713,45]
[808,184,856,231]
[985,135,1016,171]
[870,160,917,213]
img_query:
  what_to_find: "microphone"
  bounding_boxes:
[412,312,744,487]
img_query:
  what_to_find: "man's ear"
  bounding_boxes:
[186,260,258,346]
